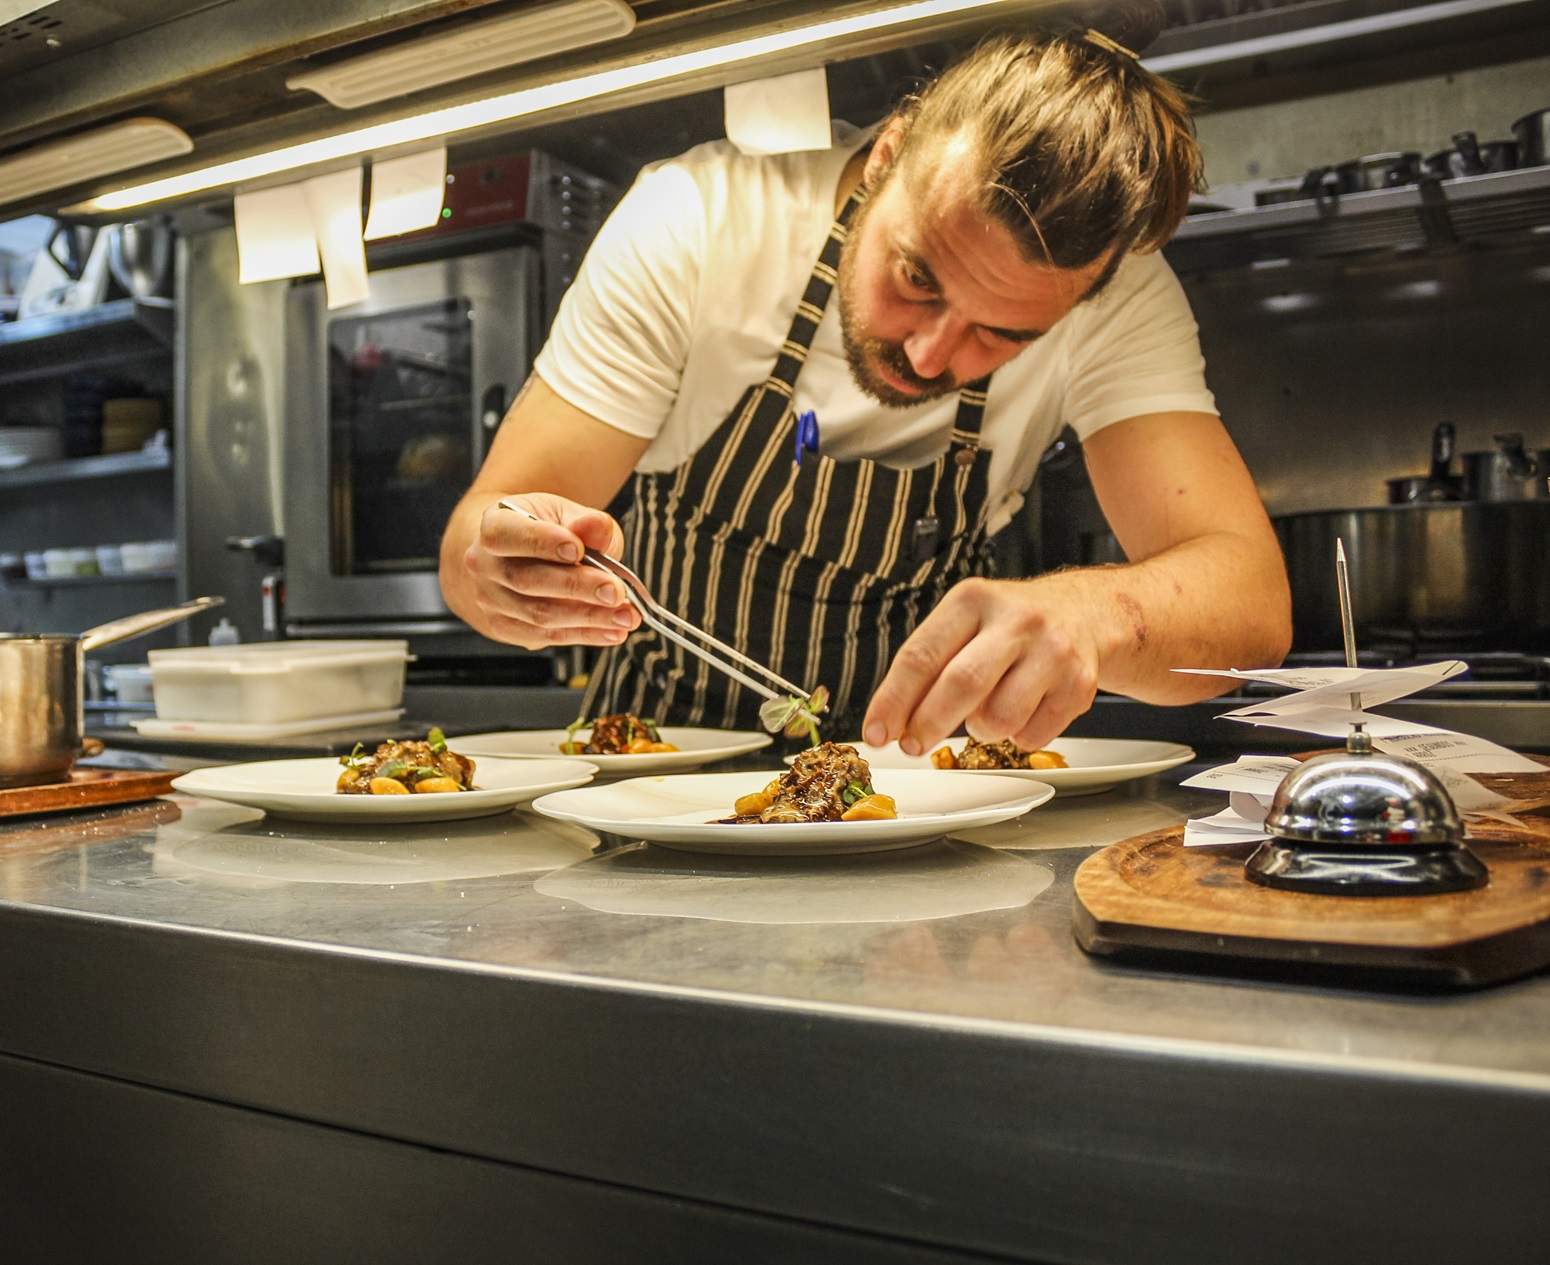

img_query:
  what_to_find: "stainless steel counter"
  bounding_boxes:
[1,768,1546,1264]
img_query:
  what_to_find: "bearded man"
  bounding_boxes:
[440,15,1291,753]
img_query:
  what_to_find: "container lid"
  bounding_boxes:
[147,639,410,675]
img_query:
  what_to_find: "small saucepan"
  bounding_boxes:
[1423,131,1519,179]
[0,597,222,788]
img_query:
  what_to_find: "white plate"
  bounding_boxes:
[133,708,405,741]
[531,769,1054,855]
[821,738,1195,797]
[456,726,773,775]
[170,756,597,824]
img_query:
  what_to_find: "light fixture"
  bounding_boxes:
[74,0,1020,215]
[287,0,636,110]
[0,117,193,207]
[0,2,57,24]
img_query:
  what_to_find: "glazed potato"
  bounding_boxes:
[931,746,957,769]
[1025,750,1068,770]
[734,778,782,817]
[841,793,897,821]
[412,776,462,794]
[337,769,363,792]
[369,776,410,795]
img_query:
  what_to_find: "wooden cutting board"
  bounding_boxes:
[1073,765,1550,989]
[0,768,177,820]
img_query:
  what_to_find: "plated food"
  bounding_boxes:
[336,728,475,795]
[560,713,679,756]
[840,738,1195,797]
[530,768,1054,855]
[724,741,896,823]
[172,755,596,824]
[932,738,1068,771]
[458,726,771,775]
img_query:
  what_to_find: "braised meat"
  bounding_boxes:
[724,741,895,824]
[560,713,679,756]
[936,738,1068,771]
[336,731,475,795]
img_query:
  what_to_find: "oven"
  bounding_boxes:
[279,150,612,643]
[283,245,538,634]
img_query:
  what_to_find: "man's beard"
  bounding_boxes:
[835,194,959,409]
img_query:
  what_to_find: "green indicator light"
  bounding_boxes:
[441,208,452,219]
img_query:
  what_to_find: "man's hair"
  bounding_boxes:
[887,4,1203,292]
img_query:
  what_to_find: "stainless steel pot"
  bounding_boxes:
[1461,433,1550,502]
[1385,422,1464,504]
[1275,503,1550,652]
[1513,106,1550,168]
[107,218,174,300]
[0,598,222,788]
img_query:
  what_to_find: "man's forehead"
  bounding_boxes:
[886,136,1100,316]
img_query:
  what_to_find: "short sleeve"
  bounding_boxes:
[1062,254,1218,441]
[533,162,706,439]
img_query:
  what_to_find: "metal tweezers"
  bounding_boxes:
[499,499,818,733]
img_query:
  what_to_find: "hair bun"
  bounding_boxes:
[1081,0,1167,56]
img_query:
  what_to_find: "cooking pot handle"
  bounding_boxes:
[1428,422,1456,480]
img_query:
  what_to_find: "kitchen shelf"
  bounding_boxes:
[6,570,176,588]
[1166,164,1550,273]
[0,297,174,386]
[0,446,170,490]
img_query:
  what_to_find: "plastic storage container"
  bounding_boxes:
[146,640,410,723]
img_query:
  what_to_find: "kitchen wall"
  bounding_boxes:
[1195,54,1550,190]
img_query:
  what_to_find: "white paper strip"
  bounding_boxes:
[1182,807,1269,846]
[1372,728,1543,774]
[364,147,447,240]
[1180,756,1299,795]
[725,67,831,155]
[234,184,319,283]
[304,168,369,309]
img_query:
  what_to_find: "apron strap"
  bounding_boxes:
[768,187,868,395]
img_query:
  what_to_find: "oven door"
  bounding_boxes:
[284,246,538,630]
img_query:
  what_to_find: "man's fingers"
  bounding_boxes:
[1010,668,1097,752]
[964,654,1056,745]
[494,556,634,611]
[567,508,625,559]
[898,634,1018,756]
[481,502,583,563]
[488,611,631,649]
[863,600,981,749]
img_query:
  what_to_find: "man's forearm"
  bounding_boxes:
[1039,529,1291,704]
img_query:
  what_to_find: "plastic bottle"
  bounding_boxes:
[208,617,241,647]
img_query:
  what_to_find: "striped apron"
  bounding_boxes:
[586,187,998,736]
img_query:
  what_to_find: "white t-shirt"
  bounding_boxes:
[535,123,1218,535]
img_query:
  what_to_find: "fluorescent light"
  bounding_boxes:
[0,117,193,206]
[79,0,1018,214]
[0,2,56,23]
[287,0,636,109]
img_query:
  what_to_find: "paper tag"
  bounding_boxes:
[1183,807,1269,846]
[1180,756,1299,794]
[725,67,831,155]
[1373,729,1543,774]
[303,168,369,309]
[364,147,447,240]
[234,184,319,283]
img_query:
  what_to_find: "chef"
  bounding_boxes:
[440,10,1291,754]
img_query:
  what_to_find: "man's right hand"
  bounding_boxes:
[460,492,641,649]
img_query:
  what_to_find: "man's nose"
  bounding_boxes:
[902,310,966,381]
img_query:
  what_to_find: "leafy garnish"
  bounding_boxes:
[566,716,588,741]
[841,780,874,805]
[339,742,368,770]
[643,718,661,743]
[428,727,447,754]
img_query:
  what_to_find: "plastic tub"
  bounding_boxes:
[146,640,410,723]
[105,663,155,705]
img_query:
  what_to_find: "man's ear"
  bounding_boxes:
[863,116,909,189]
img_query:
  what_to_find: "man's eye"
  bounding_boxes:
[897,262,931,294]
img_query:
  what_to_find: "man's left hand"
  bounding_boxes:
[862,574,1111,757]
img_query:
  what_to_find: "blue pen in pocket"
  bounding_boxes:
[794,409,820,468]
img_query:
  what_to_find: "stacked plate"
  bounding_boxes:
[0,426,63,468]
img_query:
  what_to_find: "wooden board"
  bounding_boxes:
[0,768,177,820]
[1073,792,1550,989]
